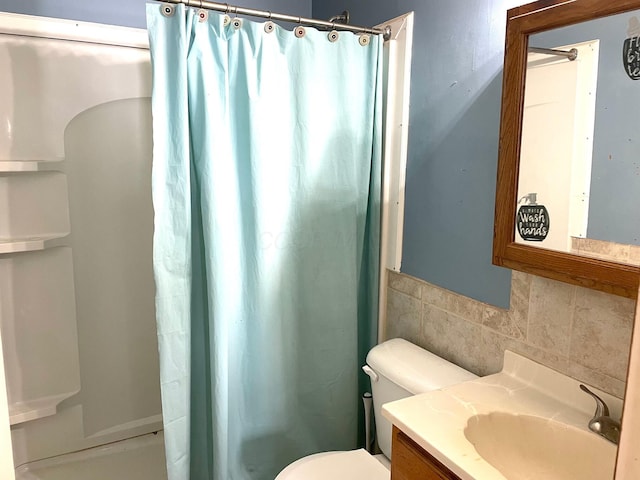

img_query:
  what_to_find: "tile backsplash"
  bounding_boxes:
[385,270,637,398]
[572,237,640,266]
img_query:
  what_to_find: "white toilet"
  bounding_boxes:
[275,338,478,479]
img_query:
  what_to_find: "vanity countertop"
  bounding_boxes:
[382,350,622,480]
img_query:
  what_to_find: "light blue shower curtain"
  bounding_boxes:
[147,4,382,479]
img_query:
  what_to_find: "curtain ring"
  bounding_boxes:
[161,3,175,17]
[224,3,230,14]
[267,11,272,19]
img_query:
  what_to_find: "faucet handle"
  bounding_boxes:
[579,384,620,445]
[580,384,610,417]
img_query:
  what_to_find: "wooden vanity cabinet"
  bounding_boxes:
[391,426,462,480]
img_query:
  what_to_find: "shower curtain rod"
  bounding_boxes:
[529,46,578,61]
[159,0,391,38]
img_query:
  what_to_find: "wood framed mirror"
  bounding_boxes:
[494,0,640,299]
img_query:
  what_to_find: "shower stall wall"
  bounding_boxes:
[0,12,163,476]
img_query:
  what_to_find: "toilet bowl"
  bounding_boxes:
[275,338,477,479]
[275,450,389,480]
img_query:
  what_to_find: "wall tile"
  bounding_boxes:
[447,293,484,324]
[482,305,524,340]
[478,327,569,377]
[570,287,635,381]
[384,269,636,399]
[510,271,531,334]
[565,361,627,399]
[388,271,422,299]
[527,276,576,355]
[573,237,632,264]
[474,327,511,375]
[479,271,530,341]
[421,282,483,323]
[421,304,483,374]
[385,288,422,346]
[420,283,450,310]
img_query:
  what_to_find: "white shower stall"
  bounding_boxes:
[0,12,166,479]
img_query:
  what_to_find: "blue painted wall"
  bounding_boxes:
[0,0,148,28]
[314,1,519,307]
[0,0,311,29]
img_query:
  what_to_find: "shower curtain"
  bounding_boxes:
[147,4,382,480]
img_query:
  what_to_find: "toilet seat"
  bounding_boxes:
[275,449,390,480]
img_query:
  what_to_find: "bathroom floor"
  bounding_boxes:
[15,432,167,480]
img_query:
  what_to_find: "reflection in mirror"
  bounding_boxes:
[516,10,640,266]
[494,0,640,299]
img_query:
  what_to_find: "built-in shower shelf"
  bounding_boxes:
[0,160,63,173]
[0,235,69,254]
[9,391,77,425]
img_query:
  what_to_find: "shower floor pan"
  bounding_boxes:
[15,432,167,480]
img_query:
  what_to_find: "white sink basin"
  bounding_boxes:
[464,412,616,480]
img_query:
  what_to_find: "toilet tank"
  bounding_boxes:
[365,338,477,459]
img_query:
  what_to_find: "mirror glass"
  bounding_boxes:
[516,9,640,266]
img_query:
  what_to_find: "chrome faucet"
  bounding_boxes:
[580,384,621,445]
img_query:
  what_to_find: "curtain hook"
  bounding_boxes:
[225,3,230,14]
[267,11,272,19]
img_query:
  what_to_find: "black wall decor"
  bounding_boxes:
[624,34,640,80]
[622,16,640,80]
[517,204,550,241]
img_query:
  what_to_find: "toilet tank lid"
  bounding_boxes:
[366,339,477,394]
